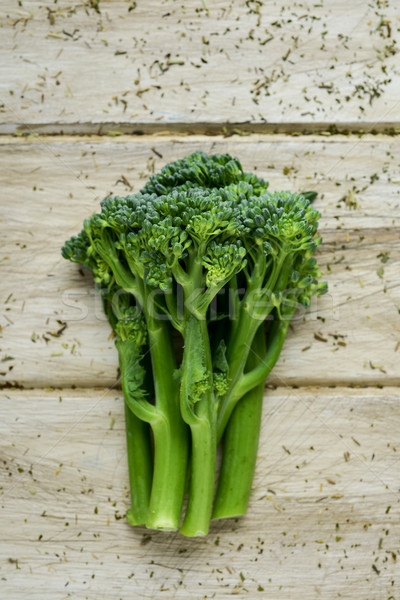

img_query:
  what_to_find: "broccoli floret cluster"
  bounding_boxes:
[62,151,326,536]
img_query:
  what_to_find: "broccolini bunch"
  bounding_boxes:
[62,152,326,536]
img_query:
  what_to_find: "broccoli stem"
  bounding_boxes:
[212,323,266,520]
[180,315,216,537]
[236,311,295,399]
[217,308,261,439]
[217,256,296,439]
[180,415,216,536]
[213,306,297,520]
[145,317,189,531]
[146,413,188,530]
[116,341,153,526]
[124,403,153,526]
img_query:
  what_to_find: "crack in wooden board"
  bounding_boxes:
[3,121,400,137]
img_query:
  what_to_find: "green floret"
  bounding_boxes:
[202,240,246,287]
[141,151,269,196]
[62,151,326,536]
[62,228,113,285]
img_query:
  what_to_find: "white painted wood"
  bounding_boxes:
[1,1,399,133]
[1,1,398,592]
[1,134,399,388]
[0,387,399,599]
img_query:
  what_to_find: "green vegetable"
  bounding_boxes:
[62,151,326,536]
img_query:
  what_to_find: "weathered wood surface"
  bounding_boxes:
[1,1,400,597]
[1,134,399,388]
[1,1,400,134]
[0,387,398,599]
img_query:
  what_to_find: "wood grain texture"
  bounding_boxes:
[1,134,399,388]
[1,1,399,134]
[0,386,399,599]
[1,1,399,596]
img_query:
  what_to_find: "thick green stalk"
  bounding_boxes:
[236,311,294,400]
[215,257,277,437]
[213,305,297,520]
[179,315,217,537]
[146,412,188,530]
[180,416,216,536]
[212,323,266,520]
[145,316,189,531]
[116,341,153,527]
[124,403,153,526]
[217,254,295,438]
[217,307,262,439]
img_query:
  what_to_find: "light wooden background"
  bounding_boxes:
[1,2,399,599]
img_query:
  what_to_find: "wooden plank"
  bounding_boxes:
[1,134,399,389]
[0,387,399,598]
[1,1,399,134]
